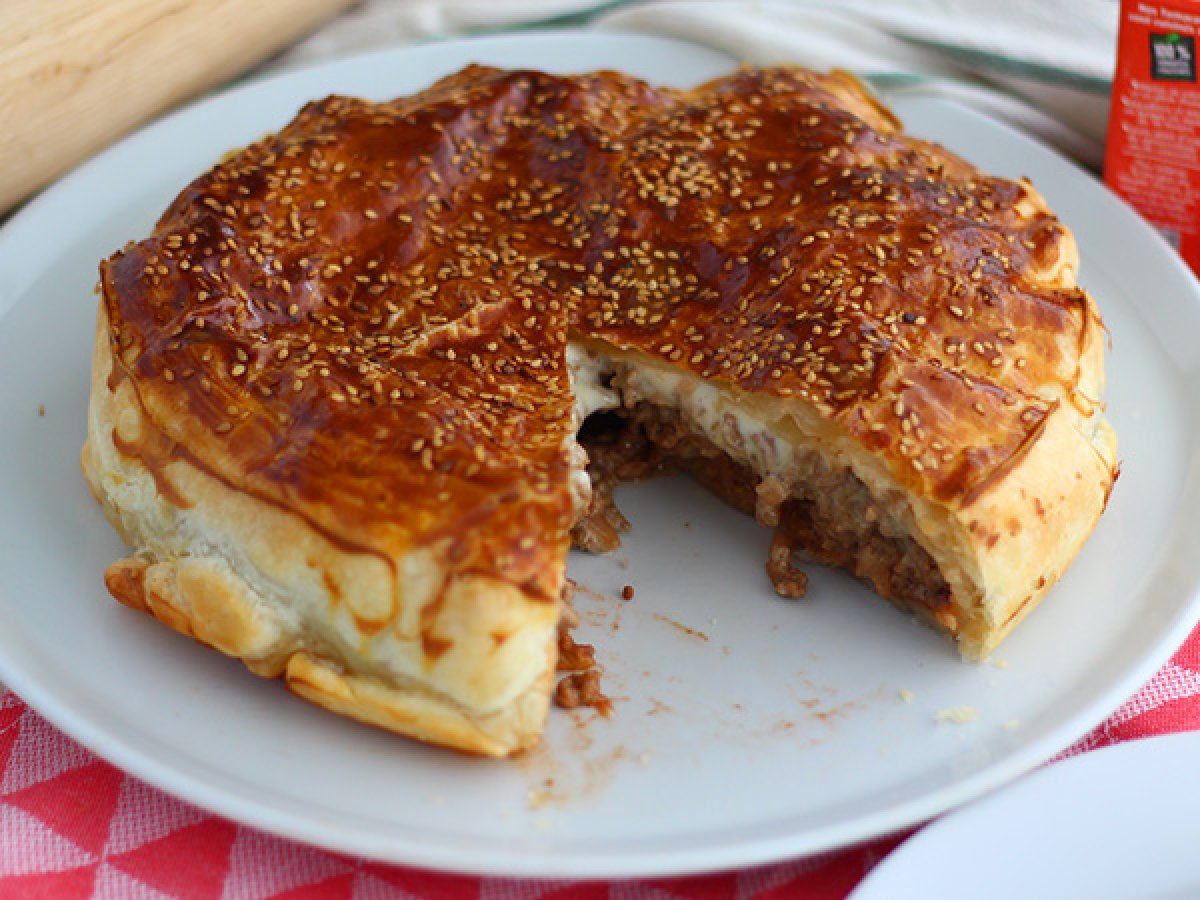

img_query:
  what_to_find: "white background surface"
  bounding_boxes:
[0,33,1197,877]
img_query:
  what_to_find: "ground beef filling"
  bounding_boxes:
[573,401,954,622]
[551,577,614,715]
[569,410,667,552]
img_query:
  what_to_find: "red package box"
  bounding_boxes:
[1105,0,1200,275]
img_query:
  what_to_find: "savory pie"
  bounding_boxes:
[82,64,1118,756]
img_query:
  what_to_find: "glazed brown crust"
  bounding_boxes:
[100,66,608,600]
[89,64,1117,750]
[567,67,1100,505]
[103,65,1101,532]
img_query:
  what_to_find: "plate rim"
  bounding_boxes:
[0,29,1198,878]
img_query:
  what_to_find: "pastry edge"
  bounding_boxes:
[83,306,560,757]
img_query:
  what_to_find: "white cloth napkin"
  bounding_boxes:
[273,0,1118,169]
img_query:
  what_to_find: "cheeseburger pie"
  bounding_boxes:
[83,65,1117,756]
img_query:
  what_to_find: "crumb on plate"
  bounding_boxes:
[934,705,979,724]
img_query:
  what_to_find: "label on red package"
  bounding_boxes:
[1105,1,1200,275]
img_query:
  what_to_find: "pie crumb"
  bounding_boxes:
[934,705,979,724]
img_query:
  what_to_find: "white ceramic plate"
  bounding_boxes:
[849,732,1200,899]
[0,32,1198,879]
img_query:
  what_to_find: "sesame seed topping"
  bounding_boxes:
[102,63,1081,548]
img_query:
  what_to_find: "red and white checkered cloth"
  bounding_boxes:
[2,623,1198,899]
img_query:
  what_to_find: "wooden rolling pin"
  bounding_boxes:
[0,0,355,217]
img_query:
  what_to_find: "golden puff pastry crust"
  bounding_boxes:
[83,64,1117,755]
[84,305,563,757]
